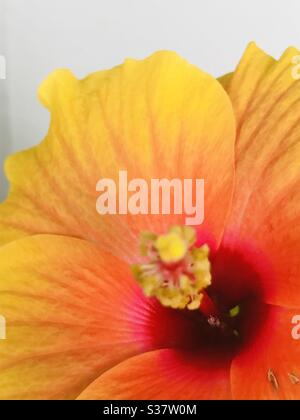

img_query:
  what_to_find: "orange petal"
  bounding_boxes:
[220,42,300,308]
[0,51,235,259]
[77,349,232,400]
[0,235,201,399]
[231,306,300,400]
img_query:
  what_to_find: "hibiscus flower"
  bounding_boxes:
[0,42,300,400]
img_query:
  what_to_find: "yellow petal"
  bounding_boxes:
[0,51,235,258]
[221,42,300,308]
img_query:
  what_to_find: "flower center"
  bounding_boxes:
[132,226,212,310]
[132,226,269,356]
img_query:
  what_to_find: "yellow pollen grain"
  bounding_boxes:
[155,232,187,263]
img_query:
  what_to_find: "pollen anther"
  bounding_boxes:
[132,226,211,310]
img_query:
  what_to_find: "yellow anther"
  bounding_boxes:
[169,225,196,245]
[187,294,203,310]
[155,232,187,263]
[132,226,212,311]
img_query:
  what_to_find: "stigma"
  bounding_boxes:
[132,226,212,310]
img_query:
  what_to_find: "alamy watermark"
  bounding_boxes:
[292,315,300,340]
[291,55,300,80]
[0,55,6,80]
[0,55,7,340]
[0,315,6,339]
[96,170,204,226]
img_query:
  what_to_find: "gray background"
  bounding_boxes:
[1,0,300,199]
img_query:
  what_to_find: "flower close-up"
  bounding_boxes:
[1,42,300,400]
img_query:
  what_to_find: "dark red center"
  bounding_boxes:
[146,239,272,360]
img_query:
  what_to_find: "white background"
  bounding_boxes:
[1,0,300,199]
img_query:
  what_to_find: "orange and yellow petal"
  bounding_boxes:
[77,349,232,400]
[231,306,300,400]
[0,235,203,399]
[0,51,236,259]
[220,42,300,308]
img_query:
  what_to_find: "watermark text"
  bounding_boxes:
[291,55,300,80]
[0,315,6,339]
[292,315,300,340]
[0,55,6,80]
[96,171,204,226]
